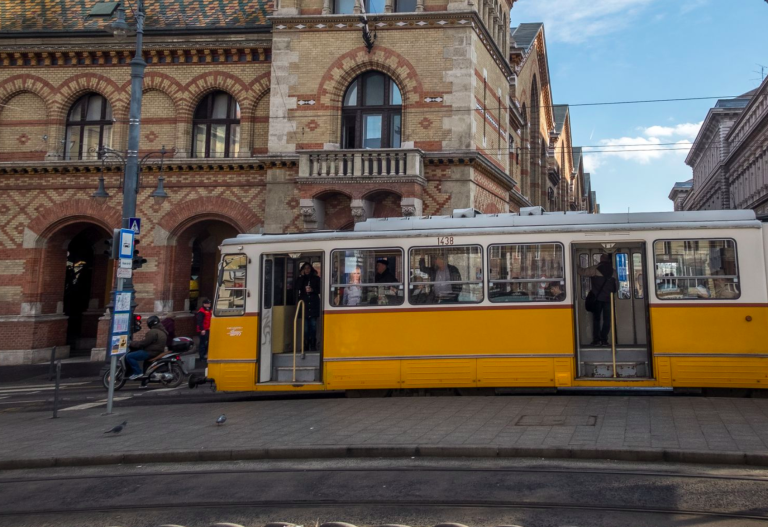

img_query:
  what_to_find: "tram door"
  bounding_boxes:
[572,243,652,379]
[258,253,323,383]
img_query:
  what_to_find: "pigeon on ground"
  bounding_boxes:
[216,414,226,426]
[104,421,128,434]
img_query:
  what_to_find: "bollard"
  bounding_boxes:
[52,361,61,419]
[48,346,57,381]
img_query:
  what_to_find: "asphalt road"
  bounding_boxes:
[1,457,767,527]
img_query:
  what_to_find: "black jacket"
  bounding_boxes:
[591,263,618,302]
[419,258,463,301]
[375,269,398,284]
[129,325,168,358]
[294,271,322,318]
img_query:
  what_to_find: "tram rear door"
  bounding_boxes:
[258,253,323,384]
[572,243,652,379]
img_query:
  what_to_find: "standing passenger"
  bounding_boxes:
[578,254,618,346]
[419,255,463,303]
[295,262,321,351]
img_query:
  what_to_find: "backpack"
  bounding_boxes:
[585,273,610,313]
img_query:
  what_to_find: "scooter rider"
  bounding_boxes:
[125,315,168,380]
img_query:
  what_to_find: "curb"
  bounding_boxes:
[2,444,768,471]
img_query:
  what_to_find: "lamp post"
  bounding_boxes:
[89,0,147,414]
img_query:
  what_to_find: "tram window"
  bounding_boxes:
[633,253,644,299]
[330,248,404,307]
[653,239,740,300]
[616,253,631,299]
[488,243,565,302]
[215,254,247,316]
[409,245,483,304]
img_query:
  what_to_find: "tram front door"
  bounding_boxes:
[572,243,652,379]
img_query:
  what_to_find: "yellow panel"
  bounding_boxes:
[477,358,555,387]
[554,358,573,387]
[326,360,401,389]
[402,359,476,388]
[671,357,768,388]
[655,356,672,386]
[209,315,259,361]
[208,362,256,392]
[325,307,573,358]
[651,306,768,354]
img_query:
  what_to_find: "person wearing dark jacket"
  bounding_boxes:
[126,316,168,380]
[419,255,463,303]
[294,262,322,351]
[374,260,398,284]
[578,253,619,346]
[161,317,176,348]
[195,299,212,361]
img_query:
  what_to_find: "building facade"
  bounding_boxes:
[673,77,768,214]
[0,0,596,364]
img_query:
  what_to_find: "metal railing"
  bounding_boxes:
[292,300,305,382]
[298,149,423,179]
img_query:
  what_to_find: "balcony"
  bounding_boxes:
[298,149,424,181]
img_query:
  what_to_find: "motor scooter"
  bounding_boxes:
[101,337,194,390]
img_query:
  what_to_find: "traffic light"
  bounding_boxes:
[133,314,142,333]
[104,229,120,259]
[132,238,148,270]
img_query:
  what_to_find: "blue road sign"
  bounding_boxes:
[118,228,135,259]
[128,217,141,235]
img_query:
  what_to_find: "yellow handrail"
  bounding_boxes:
[292,300,305,383]
[610,292,617,378]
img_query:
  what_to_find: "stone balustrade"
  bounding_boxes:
[298,149,423,180]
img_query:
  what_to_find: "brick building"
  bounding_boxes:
[671,76,768,214]
[0,0,596,364]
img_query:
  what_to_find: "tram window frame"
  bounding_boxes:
[487,242,566,303]
[408,244,484,305]
[214,253,248,316]
[653,238,741,301]
[329,247,405,307]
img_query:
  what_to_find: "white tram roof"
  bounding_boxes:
[222,209,760,246]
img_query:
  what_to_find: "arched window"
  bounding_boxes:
[192,91,241,158]
[65,94,113,160]
[341,71,402,149]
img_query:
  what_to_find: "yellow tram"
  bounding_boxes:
[203,209,768,393]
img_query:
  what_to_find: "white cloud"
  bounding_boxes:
[511,0,658,43]
[643,121,702,139]
[584,131,695,171]
[583,154,602,174]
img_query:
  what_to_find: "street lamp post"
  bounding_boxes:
[89,0,147,414]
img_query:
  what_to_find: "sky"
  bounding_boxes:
[510,0,768,212]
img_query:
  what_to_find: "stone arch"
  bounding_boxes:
[137,72,185,111]
[182,72,253,119]
[312,188,354,200]
[318,46,423,109]
[27,199,121,248]
[366,190,403,219]
[318,47,423,148]
[157,196,259,244]
[53,73,127,123]
[0,74,56,116]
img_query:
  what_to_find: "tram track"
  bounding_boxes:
[1,498,767,522]
[2,463,768,523]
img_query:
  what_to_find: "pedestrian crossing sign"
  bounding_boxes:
[128,217,141,234]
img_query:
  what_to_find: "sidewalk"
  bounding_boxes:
[2,395,768,470]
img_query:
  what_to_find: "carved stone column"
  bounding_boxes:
[401,197,423,217]
[350,198,373,223]
[300,198,325,231]
[322,0,331,15]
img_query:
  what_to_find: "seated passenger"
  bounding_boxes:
[342,267,362,306]
[547,282,566,301]
[375,260,398,284]
[419,255,463,303]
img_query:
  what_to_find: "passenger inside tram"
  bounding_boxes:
[331,249,404,306]
[546,281,566,301]
[418,254,463,303]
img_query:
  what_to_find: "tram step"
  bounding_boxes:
[273,352,321,368]
[276,366,320,383]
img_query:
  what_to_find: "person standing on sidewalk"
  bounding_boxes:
[195,299,212,362]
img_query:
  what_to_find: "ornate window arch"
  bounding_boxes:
[341,71,402,149]
[192,91,241,158]
[65,93,113,160]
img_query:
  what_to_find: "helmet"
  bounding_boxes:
[146,315,161,328]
